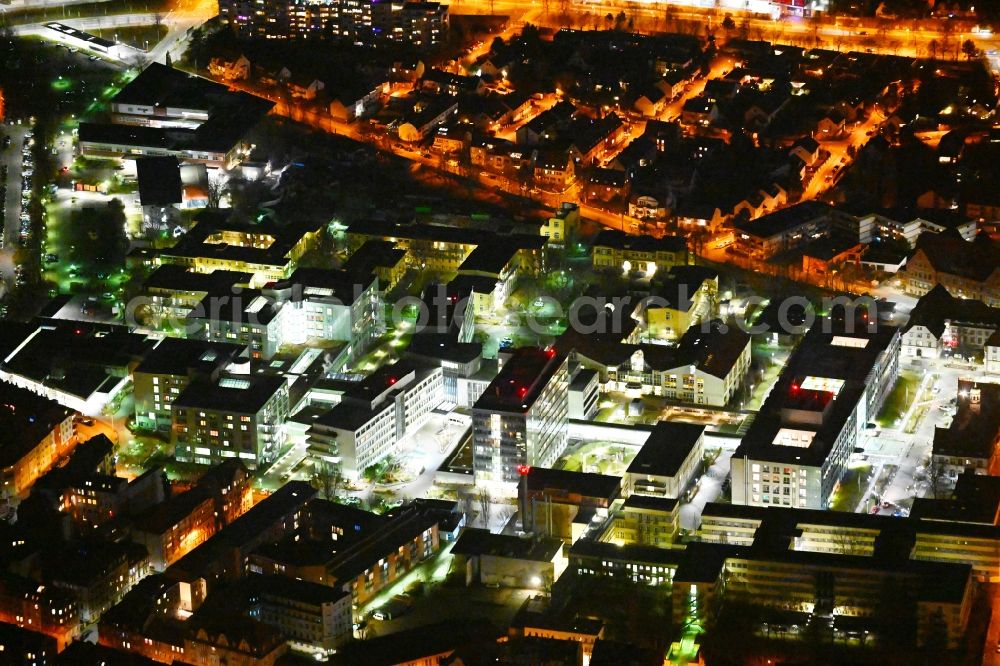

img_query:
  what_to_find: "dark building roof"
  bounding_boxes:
[524,467,621,502]
[0,383,74,469]
[136,156,183,207]
[135,338,246,376]
[473,347,565,414]
[905,284,1000,338]
[452,528,562,562]
[590,639,665,666]
[407,332,483,366]
[268,267,377,305]
[733,317,900,467]
[132,486,213,535]
[142,265,253,293]
[160,209,324,270]
[168,482,317,580]
[172,374,286,414]
[247,573,349,606]
[933,379,1000,461]
[734,200,833,238]
[592,229,687,254]
[342,239,407,276]
[626,421,705,478]
[187,288,281,326]
[1,322,156,401]
[331,619,501,666]
[911,232,1000,283]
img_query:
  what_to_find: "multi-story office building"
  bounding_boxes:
[473,348,570,487]
[731,315,901,509]
[133,338,248,431]
[0,572,79,650]
[172,374,290,469]
[520,467,621,543]
[604,494,679,549]
[563,317,751,407]
[571,524,974,650]
[218,0,448,48]
[623,422,705,500]
[187,288,284,361]
[141,209,325,288]
[345,220,546,286]
[306,359,443,478]
[140,265,253,331]
[932,379,1000,477]
[182,266,383,363]
[267,268,383,358]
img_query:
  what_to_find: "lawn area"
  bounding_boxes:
[92,25,168,51]
[875,370,920,428]
[829,464,873,513]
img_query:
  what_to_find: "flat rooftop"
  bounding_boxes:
[473,347,565,414]
[625,421,705,479]
[733,316,899,467]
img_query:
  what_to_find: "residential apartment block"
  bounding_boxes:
[218,0,448,48]
[172,374,291,469]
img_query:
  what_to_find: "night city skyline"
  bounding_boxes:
[0,0,997,664]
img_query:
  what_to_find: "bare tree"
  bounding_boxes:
[924,456,948,500]
[832,531,869,556]
[207,177,226,208]
[459,491,476,523]
[312,461,345,501]
[477,487,493,528]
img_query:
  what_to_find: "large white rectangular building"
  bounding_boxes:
[306,359,443,478]
[731,317,901,510]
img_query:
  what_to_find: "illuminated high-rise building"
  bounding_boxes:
[218,0,448,48]
[472,347,569,488]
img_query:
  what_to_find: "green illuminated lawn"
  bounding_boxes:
[829,464,873,513]
[876,371,920,428]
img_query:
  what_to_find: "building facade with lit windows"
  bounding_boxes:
[345,219,547,283]
[267,268,383,355]
[473,348,570,488]
[248,575,353,653]
[141,210,326,289]
[133,338,248,432]
[171,374,290,469]
[130,487,218,571]
[0,384,76,500]
[591,230,688,275]
[0,573,79,651]
[569,535,973,650]
[731,316,901,510]
[901,232,1000,308]
[901,284,1000,360]
[218,0,448,48]
[541,202,580,246]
